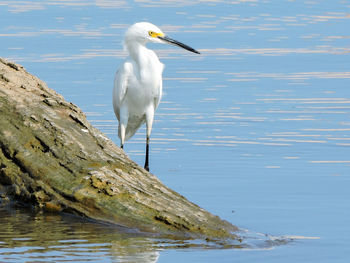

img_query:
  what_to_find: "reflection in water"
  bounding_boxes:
[0,205,160,262]
[0,204,287,261]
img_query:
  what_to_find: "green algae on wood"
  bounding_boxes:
[0,58,239,240]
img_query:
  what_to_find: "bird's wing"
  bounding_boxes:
[113,61,133,120]
[154,77,163,110]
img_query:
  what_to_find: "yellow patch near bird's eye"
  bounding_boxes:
[148,31,164,38]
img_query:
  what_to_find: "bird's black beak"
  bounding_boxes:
[158,35,200,54]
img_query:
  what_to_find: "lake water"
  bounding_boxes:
[1,0,350,262]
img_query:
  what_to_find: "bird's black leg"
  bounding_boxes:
[121,144,124,149]
[144,136,150,172]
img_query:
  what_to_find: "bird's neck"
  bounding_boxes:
[125,42,148,65]
[125,41,163,81]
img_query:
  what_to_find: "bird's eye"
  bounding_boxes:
[148,31,156,37]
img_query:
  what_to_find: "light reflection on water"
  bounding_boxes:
[1,0,350,262]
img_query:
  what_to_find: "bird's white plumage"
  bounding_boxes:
[113,22,199,171]
[113,22,164,143]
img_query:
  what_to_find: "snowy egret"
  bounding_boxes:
[113,22,200,171]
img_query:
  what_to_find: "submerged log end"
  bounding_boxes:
[0,58,240,241]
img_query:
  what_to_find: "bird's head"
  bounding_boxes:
[125,22,200,54]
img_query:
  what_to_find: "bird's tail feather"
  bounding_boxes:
[118,118,145,142]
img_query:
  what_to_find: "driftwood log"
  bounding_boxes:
[0,58,239,240]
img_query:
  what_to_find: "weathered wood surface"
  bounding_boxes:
[0,58,239,240]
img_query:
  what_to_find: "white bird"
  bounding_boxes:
[113,22,200,172]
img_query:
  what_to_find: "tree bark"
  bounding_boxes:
[0,58,239,240]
